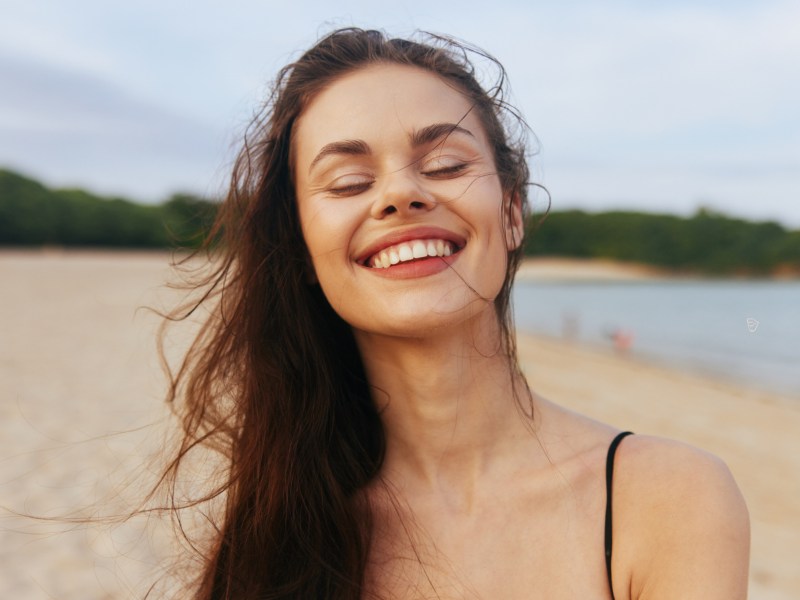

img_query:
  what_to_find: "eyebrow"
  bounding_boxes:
[308,139,370,174]
[307,122,474,174]
[410,122,474,147]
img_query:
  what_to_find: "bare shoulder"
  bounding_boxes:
[613,435,750,600]
[614,434,745,498]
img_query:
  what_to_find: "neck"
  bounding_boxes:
[354,312,534,499]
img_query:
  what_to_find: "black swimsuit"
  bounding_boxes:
[604,431,634,599]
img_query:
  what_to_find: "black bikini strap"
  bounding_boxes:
[605,431,633,598]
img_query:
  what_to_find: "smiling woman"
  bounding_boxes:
[157,28,749,599]
[293,64,520,335]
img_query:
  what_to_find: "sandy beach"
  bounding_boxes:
[1,251,798,599]
[516,257,670,282]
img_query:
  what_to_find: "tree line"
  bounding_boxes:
[525,208,800,276]
[0,168,216,249]
[2,168,798,276]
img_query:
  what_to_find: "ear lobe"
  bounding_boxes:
[504,193,524,251]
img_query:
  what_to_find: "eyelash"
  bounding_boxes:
[329,181,372,196]
[421,163,468,177]
[326,163,468,196]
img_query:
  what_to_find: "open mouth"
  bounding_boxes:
[366,238,462,269]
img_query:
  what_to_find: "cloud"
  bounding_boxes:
[460,1,800,224]
[1,0,798,224]
[0,53,230,200]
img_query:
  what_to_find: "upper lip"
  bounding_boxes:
[355,226,467,265]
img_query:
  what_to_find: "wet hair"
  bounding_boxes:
[158,27,531,599]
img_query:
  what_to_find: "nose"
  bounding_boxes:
[369,169,436,219]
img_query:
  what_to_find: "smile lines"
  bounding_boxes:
[369,239,456,269]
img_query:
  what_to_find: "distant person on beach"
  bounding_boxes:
[605,326,635,354]
[159,28,749,598]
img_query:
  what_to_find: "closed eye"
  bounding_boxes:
[327,175,374,196]
[421,162,468,178]
[329,182,372,196]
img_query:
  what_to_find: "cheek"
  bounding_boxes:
[467,180,511,292]
[298,201,356,284]
[467,177,507,244]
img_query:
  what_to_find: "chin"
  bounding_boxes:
[349,299,500,341]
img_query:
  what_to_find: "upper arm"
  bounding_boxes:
[616,436,750,600]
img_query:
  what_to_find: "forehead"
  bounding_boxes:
[293,64,485,161]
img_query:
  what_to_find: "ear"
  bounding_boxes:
[504,193,524,251]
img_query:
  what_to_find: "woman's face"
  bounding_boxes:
[293,64,521,338]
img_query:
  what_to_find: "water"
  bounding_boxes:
[512,280,800,397]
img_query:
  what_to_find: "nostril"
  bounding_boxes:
[410,201,425,209]
[384,206,397,215]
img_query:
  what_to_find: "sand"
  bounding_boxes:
[1,251,798,599]
[516,257,669,282]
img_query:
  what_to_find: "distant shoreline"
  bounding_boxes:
[517,257,668,282]
[1,249,796,281]
[517,257,800,282]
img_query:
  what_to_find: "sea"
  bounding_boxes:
[512,280,800,398]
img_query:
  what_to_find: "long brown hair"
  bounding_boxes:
[158,27,531,599]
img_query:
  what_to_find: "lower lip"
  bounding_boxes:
[360,253,460,279]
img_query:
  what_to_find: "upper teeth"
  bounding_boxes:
[370,239,455,269]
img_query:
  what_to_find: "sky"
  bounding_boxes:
[1,0,799,226]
